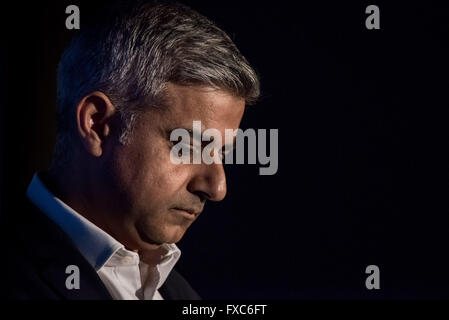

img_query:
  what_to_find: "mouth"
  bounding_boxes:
[172,207,200,221]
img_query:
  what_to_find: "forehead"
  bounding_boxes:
[156,82,246,130]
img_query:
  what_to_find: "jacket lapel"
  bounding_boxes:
[15,198,113,300]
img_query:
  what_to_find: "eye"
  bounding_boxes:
[221,145,233,159]
[169,138,197,159]
[182,142,195,157]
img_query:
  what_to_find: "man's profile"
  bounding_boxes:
[0,0,259,300]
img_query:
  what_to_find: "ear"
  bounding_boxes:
[76,91,116,157]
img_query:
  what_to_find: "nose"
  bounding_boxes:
[187,163,227,202]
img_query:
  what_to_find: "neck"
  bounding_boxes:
[42,164,118,242]
[43,166,92,219]
[42,164,164,254]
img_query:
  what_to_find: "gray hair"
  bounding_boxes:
[53,0,260,167]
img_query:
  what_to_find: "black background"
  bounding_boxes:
[1,0,448,299]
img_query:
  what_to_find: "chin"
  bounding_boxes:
[162,225,188,244]
[138,223,187,246]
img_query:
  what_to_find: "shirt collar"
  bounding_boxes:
[26,173,181,275]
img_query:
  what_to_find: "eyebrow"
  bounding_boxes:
[166,127,237,151]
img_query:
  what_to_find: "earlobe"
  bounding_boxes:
[76,91,116,157]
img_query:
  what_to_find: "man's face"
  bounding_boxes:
[106,83,245,249]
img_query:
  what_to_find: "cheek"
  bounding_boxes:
[115,140,192,210]
[148,161,192,199]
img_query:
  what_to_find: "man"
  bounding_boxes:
[0,1,259,300]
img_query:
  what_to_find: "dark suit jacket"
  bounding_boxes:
[0,197,201,300]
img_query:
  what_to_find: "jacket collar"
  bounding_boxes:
[13,197,113,300]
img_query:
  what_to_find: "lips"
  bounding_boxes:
[172,207,201,221]
[173,207,198,215]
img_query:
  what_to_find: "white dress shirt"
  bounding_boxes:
[26,173,181,300]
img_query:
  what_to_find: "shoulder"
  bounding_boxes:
[0,196,110,300]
